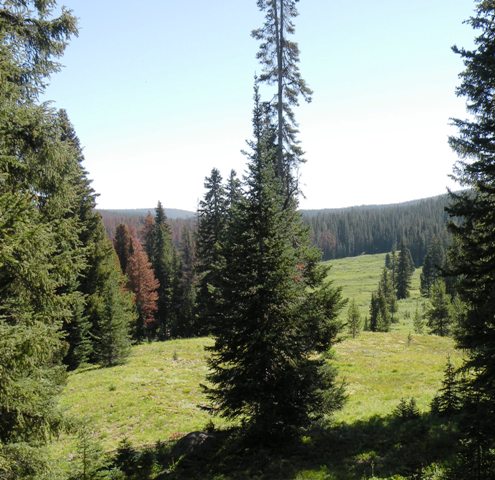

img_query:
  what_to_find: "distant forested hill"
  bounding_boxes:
[303,194,451,264]
[98,193,451,265]
[98,208,196,245]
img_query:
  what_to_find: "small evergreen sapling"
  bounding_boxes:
[347,299,362,338]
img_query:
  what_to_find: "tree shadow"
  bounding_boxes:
[111,413,459,480]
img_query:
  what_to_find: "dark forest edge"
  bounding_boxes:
[99,192,452,265]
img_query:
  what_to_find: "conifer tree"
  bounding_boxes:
[85,222,135,367]
[447,5,495,468]
[0,0,78,475]
[425,280,453,337]
[196,169,227,335]
[396,240,415,299]
[379,267,398,321]
[226,169,242,209]
[252,0,313,198]
[204,91,344,439]
[431,356,461,417]
[145,202,175,339]
[171,227,198,337]
[413,302,425,334]
[347,299,362,338]
[114,223,134,274]
[369,289,391,332]
[125,232,159,341]
[420,238,445,297]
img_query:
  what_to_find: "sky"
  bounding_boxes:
[44,0,475,211]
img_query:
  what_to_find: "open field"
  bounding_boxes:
[51,253,459,478]
[325,253,425,333]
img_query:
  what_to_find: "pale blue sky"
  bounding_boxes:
[45,1,475,211]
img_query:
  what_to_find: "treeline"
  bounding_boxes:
[100,194,452,267]
[99,209,195,247]
[303,194,451,264]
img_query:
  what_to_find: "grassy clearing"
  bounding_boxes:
[333,331,458,423]
[52,253,459,478]
[326,253,426,333]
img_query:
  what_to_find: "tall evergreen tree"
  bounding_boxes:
[420,238,445,297]
[425,280,453,337]
[145,202,175,339]
[379,266,398,321]
[252,0,313,198]
[0,0,78,475]
[396,240,415,299]
[226,169,242,209]
[369,289,391,332]
[447,6,495,473]
[431,356,462,417]
[170,227,198,337]
[114,223,134,274]
[85,222,135,367]
[204,91,345,439]
[196,169,227,335]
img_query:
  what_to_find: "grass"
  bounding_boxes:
[51,253,460,478]
[325,253,427,333]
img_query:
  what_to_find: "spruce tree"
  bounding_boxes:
[379,266,398,321]
[368,289,391,332]
[396,240,415,299]
[171,227,198,337]
[425,280,453,337]
[196,169,227,335]
[413,302,425,334]
[145,202,175,339]
[420,238,445,297]
[204,93,344,439]
[347,299,362,338]
[431,356,461,417]
[252,0,313,198]
[0,0,78,475]
[447,6,495,473]
[114,223,134,274]
[85,222,135,367]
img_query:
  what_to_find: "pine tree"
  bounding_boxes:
[379,267,398,321]
[226,169,242,209]
[420,238,445,297]
[431,356,461,417]
[347,299,362,338]
[170,227,197,337]
[204,92,345,439]
[425,280,453,337]
[114,223,134,274]
[447,6,495,459]
[252,0,313,198]
[196,169,227,335]
[85,223,135,367]
[145,202,175,339]
[396,240,415,299]
[0,0,77,475]
[413,302,425,334]
[369,289,391,332]
[125,232,159,341]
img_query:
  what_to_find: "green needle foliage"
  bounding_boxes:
[347,299,362,338]
[396,240,415,300]
[447,1,495,476]
[253,0,313,198]
[203,91,345,440]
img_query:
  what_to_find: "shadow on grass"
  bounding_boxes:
[111,414,459,480]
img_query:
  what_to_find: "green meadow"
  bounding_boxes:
[52,253,459,478]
